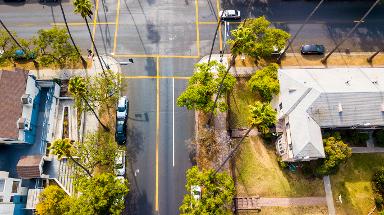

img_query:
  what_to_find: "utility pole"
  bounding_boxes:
[277,0,325,63]
[321,0,381,63]
[208,11,225,64]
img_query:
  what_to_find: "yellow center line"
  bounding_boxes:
[112,0,121,55]
[155,56,160,212]
[195,0,200,57]
[216,0,222,50]
[91,0,100,52]
[51,22,114,26]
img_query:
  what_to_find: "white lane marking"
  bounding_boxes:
[172,78,175,167]
[134,169,139,176]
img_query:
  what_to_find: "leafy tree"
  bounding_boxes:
[248,63,279,102]
[73,131,119,175]
[0,30,18,61]
[179,166,235,215]
[89,69,122,115]
[49,138,92,177]
[67,173,129,215]
[177,61,235,113]
[248,101,277,134]
[35,185,72,215]
[227,16,290,61]
[69,76,109,131]
[33,27,79,67]
[374,168,384,195]
[316,135,352,175]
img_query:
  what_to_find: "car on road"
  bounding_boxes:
[117,96,128,121]
[219,10,241,21]
[191,185,202,201]
[115,150,126,176]
[115,120,127,145]
[300,44,325,55]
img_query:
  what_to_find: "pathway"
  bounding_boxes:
[323,176,336,215]
[234,196,327,211]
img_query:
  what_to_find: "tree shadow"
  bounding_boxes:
[146,23,160,44]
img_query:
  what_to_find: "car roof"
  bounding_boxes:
[226,10,237,14]
[118,97,127,108]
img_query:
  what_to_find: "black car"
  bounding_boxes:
[115,120,126,145]
[301,44,325,55]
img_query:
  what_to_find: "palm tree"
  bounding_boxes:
[69,76,110,131]
[59,0,87,68]
[321,0,381,63]
[277,0,325,62]
[214,102,277,174]
[73,0,106,72]
[49,138,92,177]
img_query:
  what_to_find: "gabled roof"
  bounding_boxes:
[277,68,384,159]
[0,69,28,139]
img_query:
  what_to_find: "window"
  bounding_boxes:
[0,179,4,192]
[11,181,19,193]
[0,196,3,202]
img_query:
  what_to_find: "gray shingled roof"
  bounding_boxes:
[276,68,384,160]
[308,92,384,128]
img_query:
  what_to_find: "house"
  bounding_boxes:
[0,171,28,215]
[273,68,384,162]
[0,69,62,214]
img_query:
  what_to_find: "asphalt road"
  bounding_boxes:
[2,0,384,214]
[222,0,384,52]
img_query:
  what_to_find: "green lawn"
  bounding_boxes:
[228,78,260,129]
[238,206,328,215]
[331,154,384,215]
[234,136,325,197]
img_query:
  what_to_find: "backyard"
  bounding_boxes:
[331,154,384,215]
[234,136,325,197]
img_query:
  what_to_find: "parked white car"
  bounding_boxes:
[115,150,126,176]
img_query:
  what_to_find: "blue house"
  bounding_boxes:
[0,69,60,215]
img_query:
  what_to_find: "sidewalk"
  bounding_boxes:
[201,52,384,77]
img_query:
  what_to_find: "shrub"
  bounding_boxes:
[316,135,352,176]
[277,156,288,169]
[374,130,384,147]
[376,195,384,210]
[374,168,384,195]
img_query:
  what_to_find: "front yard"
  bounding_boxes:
[331,154,384,215]
[234,136,325,197]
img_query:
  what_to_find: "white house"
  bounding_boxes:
[273,68,384,162]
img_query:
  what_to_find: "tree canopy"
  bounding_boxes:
[36,185,71,215]
[248,101,277,134]
[316,134,352,175]
[179,166,235,215]
[248,63,280,102]
[177,61,236,113]
[227,16,290,60]
[68,173,129,215]
[33,27,79,67]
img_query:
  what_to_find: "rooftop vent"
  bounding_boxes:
[338,103,343,113]
[21,94,32,105]
[372,80,378,84]
[288,88,296,93]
